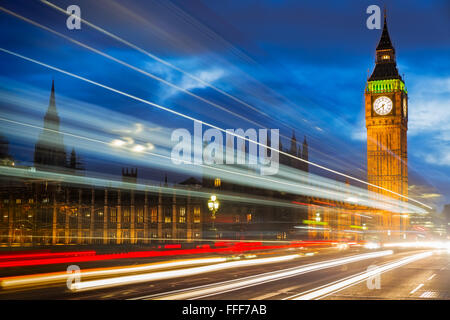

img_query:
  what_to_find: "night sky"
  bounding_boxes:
[0,0,448,211]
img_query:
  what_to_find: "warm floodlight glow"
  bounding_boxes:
[110,139,125,147]
[132,144,145,153]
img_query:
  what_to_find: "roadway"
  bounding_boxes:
[0,246,448,300]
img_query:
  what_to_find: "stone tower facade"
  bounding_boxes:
[365,11,409,233]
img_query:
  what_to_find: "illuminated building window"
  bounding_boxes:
[164,207,171,223]
[214,178,221,187]
[28,199,34,204]
[16,199,21,204]
[110,208,117,222]
[179,206,186,223]
[234,215,240,223]
[137,208,144,223]
[247,214,252,222]
[194,206,201,223]
[150,207,157,223]
[123,209,130,223]
[382,55,390,60]
[3,199,8,204]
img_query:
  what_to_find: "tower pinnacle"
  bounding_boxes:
[368,10,401,81]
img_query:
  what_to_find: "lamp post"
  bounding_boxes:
[207,195,220,234]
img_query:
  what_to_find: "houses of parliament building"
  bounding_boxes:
[0,80,316,246]
[0,12,411,246]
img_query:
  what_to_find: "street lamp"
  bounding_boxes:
[208,195,220,233]
[315,212,321,222]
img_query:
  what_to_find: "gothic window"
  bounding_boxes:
[193,206,201,223]
[179,206,186,223]
[123,208,130,223]
[150,207,157,223]
[110,207,117,222]
[137,208,144,223]
[164,206,171,223]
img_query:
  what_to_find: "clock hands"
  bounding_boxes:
[374,97,392,115]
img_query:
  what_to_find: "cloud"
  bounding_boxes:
[423,145,450,166]
[142,58,225,101]
[408,76,450,138]
[408,75,450,167]
[350,117,366,142]
[419,193,442,199]
[179,68,225,92]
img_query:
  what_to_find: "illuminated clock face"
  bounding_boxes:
[403,97,407,117]
[373,96,393,115]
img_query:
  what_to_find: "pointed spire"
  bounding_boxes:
[289,130,297,155]
[70,147,76,169]
[48,79,56,112]
[35,80,66,169]
[44,79,60,131]
[302,136,309,173]
[369,10,402,81]
[376,9,394,51]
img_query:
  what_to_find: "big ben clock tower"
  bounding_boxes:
[365,11,408,234]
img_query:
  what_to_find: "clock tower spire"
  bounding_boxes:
[365,10,409,238]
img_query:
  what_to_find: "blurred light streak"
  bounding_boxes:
[0,155,427,215]
[0,6,284,141]
[294,226,330,231]
[135,250,394,300]
[40,0,374,176]
[0,240,330,269]
[410,283,424,294]
[0,163,316,213]
[287,251,433,300]
[40,0,265,115]
[0,118,426,215]
[0,257,227,290]
[0,48,432,210]
[364,242,381,249]
[383,241,450,249]
[0,250,95,261]
[70,254,301,291]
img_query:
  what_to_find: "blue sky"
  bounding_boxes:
[0,0,448,211]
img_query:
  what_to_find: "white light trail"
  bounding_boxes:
[409,283,424,294]
[383,241,450,249]
[0,6,272,132]
[69,254,301,291]
[0,47,432,210]
[286,251,433,300]
[40,0,410,180]
[0,257,227,290]
[0,116,427,214]
[133,250,394,300]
